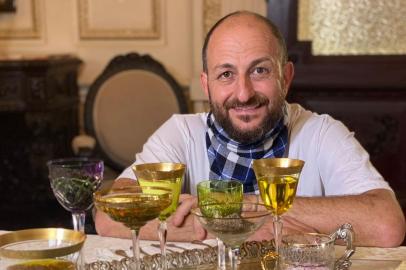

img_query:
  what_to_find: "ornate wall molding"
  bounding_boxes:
[0,0,41,39]
[203,0,221,35]
[78,0,161,40]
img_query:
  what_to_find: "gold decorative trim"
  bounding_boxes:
[297,0,406,55]
[0,0,41,39]
[203,0,222,35]
[78,0,161,40]
[297,0,311,41]
[0,228,86,259]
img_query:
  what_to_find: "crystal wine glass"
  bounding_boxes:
[132,162,186,270]
[252,158,305,259]
[94,184,172,270]
[47,157,104,232]
[192,202,270,270]
[197,180,243,270]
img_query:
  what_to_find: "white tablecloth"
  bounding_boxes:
[82,233,217,263]
[1,230,406,269]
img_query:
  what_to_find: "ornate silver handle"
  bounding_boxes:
[330,223,356,270]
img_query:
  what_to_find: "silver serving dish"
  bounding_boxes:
[86,241,272,270]
[84,240,351,270]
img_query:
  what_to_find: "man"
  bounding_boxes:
[95,11,405,247]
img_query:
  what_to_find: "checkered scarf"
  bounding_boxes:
[205,110,288,193]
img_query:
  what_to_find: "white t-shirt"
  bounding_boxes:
[119,103,391,196]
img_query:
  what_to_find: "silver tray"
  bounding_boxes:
[86,241,272,270]
[85,240,351,270]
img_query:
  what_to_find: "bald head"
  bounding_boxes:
[202,11,287,73]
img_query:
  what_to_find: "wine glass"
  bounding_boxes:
[47,157,104,232]
[192,202,270,270]
[93,184,172,270]
[132,162,186,270]
[197,180,243,270]
[252,158,305,259]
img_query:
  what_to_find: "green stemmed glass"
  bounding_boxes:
[133,162,186,270]
[197,180,243,270]
[47,157,104,233]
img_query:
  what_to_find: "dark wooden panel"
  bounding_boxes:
[0,55,97,232]
[268,0,406,243]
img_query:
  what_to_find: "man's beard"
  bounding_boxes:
[209,90,285,144]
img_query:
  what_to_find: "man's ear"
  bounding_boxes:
[200,72,209,97]
[282,62,294,96]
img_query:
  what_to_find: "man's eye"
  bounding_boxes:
[219,71,232,79]
[253,67,268,74]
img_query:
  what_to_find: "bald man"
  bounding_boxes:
[95,11,405,247]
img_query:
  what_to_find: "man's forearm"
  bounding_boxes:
[286,189,405,247]
[94,210,132,238]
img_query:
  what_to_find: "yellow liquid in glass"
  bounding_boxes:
[258,176,298,216]
[138,177,182,220]
[7,259,75,270]
[95,193,172,230]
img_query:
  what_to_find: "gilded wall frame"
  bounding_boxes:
[0,0,41,39]
[78,0,161,40]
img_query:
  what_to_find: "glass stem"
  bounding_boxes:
[273,215,283,255]
[72,212,86,233]
[229,247,240,270]
[130,229,141,270]
[158,220,168,270]
[217,238,226,270]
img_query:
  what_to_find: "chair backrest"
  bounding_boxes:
[84,53,188,172]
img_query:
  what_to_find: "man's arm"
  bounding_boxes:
[284,188,405,247]
[171,190,405,247]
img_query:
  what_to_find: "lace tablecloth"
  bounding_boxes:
[82,234,217,263]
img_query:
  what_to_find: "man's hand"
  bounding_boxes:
[171,194,209,240]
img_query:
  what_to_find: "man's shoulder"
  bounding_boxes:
[287,103,339,129]
[287,102,350,141]
[168,113,208,131]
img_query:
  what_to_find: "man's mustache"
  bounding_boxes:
[224,94,269,110]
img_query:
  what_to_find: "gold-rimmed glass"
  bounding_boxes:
[132,163,186,270]
[94,184,172,270]
[197,180,243,270]
[192,202,270,270]
[0,228,86,270]
[253,158,305,260]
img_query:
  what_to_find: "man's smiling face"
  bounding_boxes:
[201,14,293,143]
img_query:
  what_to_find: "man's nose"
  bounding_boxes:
[235,75,255,103]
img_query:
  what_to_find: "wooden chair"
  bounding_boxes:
[73,52,188,179]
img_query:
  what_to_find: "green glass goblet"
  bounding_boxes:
[133,162,186,270]
[197,180,243,270]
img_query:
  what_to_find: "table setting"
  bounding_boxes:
[0,157,405,270]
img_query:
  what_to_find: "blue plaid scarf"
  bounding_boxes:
[205,111,288,193]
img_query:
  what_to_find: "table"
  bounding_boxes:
[81,234,406,269]
[1,231,405,269]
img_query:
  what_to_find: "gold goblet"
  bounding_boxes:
[94,184,172,270]
[132,163,186,270]
[253,158,305,258]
